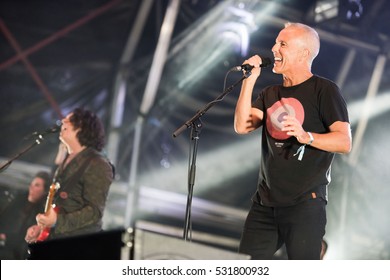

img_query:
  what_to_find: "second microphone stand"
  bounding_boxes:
[173,70,251,241]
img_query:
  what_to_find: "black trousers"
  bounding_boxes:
[239,198,327,260]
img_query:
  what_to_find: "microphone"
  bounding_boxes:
[43,125,61,134]
[230,57,273,72]
[31,123,61,136]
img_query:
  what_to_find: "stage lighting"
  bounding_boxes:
[314,0,339,23]
[344,0,363,20]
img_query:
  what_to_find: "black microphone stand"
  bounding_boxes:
[173,70,251,241]
[0,133,47,173]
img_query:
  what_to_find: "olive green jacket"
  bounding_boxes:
[51,147,113,239]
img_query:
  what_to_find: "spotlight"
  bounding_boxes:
[345,0,363,20]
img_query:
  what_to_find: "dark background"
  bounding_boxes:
[0,0,389,259]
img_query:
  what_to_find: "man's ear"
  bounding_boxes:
[304,48,311,58]
[298,48,310,64]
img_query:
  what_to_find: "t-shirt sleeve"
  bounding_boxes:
[319,80,350,126]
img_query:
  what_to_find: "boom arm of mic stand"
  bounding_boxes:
[172,73,250,138]
[0,134,46,173]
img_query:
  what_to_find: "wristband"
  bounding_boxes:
[307,132,314,145]
[294,132,314,161]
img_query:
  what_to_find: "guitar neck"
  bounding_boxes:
[44,194,54,213]
[44,182,60,214]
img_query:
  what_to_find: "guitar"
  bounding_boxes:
[36,182,60,242]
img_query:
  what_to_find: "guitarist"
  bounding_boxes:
[25,108,114,243]
[0,171,51,259]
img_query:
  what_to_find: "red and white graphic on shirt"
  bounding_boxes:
[266,97,304,140]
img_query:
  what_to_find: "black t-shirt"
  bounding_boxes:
[252,75,349,207]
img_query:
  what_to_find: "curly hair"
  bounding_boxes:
[69,108,106,151]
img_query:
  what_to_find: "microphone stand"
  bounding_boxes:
[0,133,47,173]
[173,71,251,241]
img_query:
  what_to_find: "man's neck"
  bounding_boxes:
[67,144,86,155]
[282,70,313,87]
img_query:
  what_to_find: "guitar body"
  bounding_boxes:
[36,206,59,241]
[36,182,60,242]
